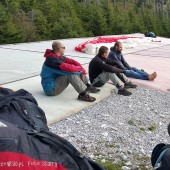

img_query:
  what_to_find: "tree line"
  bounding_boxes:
[0,0,170,44]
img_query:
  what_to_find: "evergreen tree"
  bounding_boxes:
[102,0,116,35]
[51,0,86,39]
[0,3,21,44]
[76,1,108,36]
[127,9,145,33]
[0,0,170,44]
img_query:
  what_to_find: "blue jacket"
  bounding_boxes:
[40,64,80,96]
[108,47,132,70]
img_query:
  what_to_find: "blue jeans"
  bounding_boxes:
[125,67,149,80]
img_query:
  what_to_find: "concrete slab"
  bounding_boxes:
[132,45,170,57]
[1,33,170,125]
[4,76,116,125]
[124,53,170,92]
[0,48,44,84]
[0,45,92,85]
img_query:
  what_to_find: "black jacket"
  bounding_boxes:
[88,54,125,83]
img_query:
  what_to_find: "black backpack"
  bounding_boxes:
[144,31,156,38]
[0,87,105,170]
[151,143,170,170]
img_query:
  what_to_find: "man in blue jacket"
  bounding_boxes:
[40,41,99,102]
[108,42,157,81]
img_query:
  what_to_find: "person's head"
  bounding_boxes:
[98,46,109,58]
[113,41,123,53]
[52,41,65,55]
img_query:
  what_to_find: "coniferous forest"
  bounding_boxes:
[0,0,170,44]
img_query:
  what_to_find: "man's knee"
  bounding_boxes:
[68,74,81,81]
[93,81,105,87]
[132,67,138,72]
[108,72,117,79]
[50,88,64,96]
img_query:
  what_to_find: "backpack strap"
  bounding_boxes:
[154,148,169,169]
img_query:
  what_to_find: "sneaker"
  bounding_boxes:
[85,86,100,93]
[78,93,96,102]
[124,82,137,89]
[118,88,132,96]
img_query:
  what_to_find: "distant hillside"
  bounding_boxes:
[0,0,170,44]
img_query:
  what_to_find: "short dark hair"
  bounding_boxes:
[113,41,122,49]
[98,46,108,55]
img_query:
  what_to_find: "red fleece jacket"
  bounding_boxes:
[44,49,86,74]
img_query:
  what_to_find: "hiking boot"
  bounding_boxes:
[124,82,137,89]
[118,88,132,96]
[78,93,96,102]
[85,85,100,93]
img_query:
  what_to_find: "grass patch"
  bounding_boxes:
[140,127,145,131]
[93,152,105,156]
[136,155,150,161]
[148,125,157,131]
[138,163,147,170]
[128,119,135,126]
[135,155,152,170]
[105,143,115,148]
[97,159,123,170]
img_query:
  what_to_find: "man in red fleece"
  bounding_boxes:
[40,41,99,102]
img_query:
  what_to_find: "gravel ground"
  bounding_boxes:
[49,87,170,169]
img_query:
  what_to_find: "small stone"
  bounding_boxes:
[140,148,145,155]
[125,161,132,166]
[111,127,118,131]
[159,122,162,126]
[145,165,149,169]
[101,159,106,163]
[120,153,128,161]
[127,150,133,154]
[101,124,107,128]
[132,165,139,170]
[101,132,108,137]
[121,166,130,170]
[89,154,94,159]
[160,114,166,118]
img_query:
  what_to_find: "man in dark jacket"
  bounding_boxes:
[40,41,100,102]
[108,42,157,81]
[89,46,137,96]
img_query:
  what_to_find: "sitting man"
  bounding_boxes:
[40,41,100,102]
[89,46,137,96]
[108,41,157,81]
